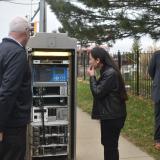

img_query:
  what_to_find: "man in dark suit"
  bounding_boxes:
[0,17,32,160]
[148,50,160,150]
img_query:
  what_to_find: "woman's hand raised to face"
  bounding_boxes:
[87,66,95,76]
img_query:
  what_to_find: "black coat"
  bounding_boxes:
[148,50,160,103]
[90,66,126,120]
[0,38,32,131]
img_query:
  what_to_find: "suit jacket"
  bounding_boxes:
[0,38,32,132]
[148,50,160,103]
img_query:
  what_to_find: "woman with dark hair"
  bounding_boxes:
[87,47,127,160]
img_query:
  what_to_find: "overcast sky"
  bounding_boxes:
[0,0,159,52]
[0,0,61,38]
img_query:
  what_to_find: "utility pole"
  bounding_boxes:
[39,0,46,32]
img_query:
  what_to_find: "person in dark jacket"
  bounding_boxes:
[87,47,127,160]
[148,50,160,150]
[0,17,32,160]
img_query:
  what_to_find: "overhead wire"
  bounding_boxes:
[0,0,39,5]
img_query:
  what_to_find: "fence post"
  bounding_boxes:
[83,52,86,80]
[136,50,139,96]
[118,50,121,70]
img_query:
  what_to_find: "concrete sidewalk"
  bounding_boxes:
[76,107,155,160]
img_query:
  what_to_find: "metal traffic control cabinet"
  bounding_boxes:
[26,33,77,160]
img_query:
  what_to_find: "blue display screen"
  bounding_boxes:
[33,65,68,82]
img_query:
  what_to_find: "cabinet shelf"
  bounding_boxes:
[33,82,67,87]
[31,121,68,126]
[32,105,68,108]
[33,95,68,98]
[39,133,66,137]
[32,153,67,158]
[37,144,67,147]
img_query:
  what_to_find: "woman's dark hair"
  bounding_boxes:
[90,47,128,101]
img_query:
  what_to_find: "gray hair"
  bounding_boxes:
[9,16,31,33]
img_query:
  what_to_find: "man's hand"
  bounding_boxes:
[0,132,3,141]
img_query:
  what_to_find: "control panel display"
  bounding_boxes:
[33,65,68,82]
